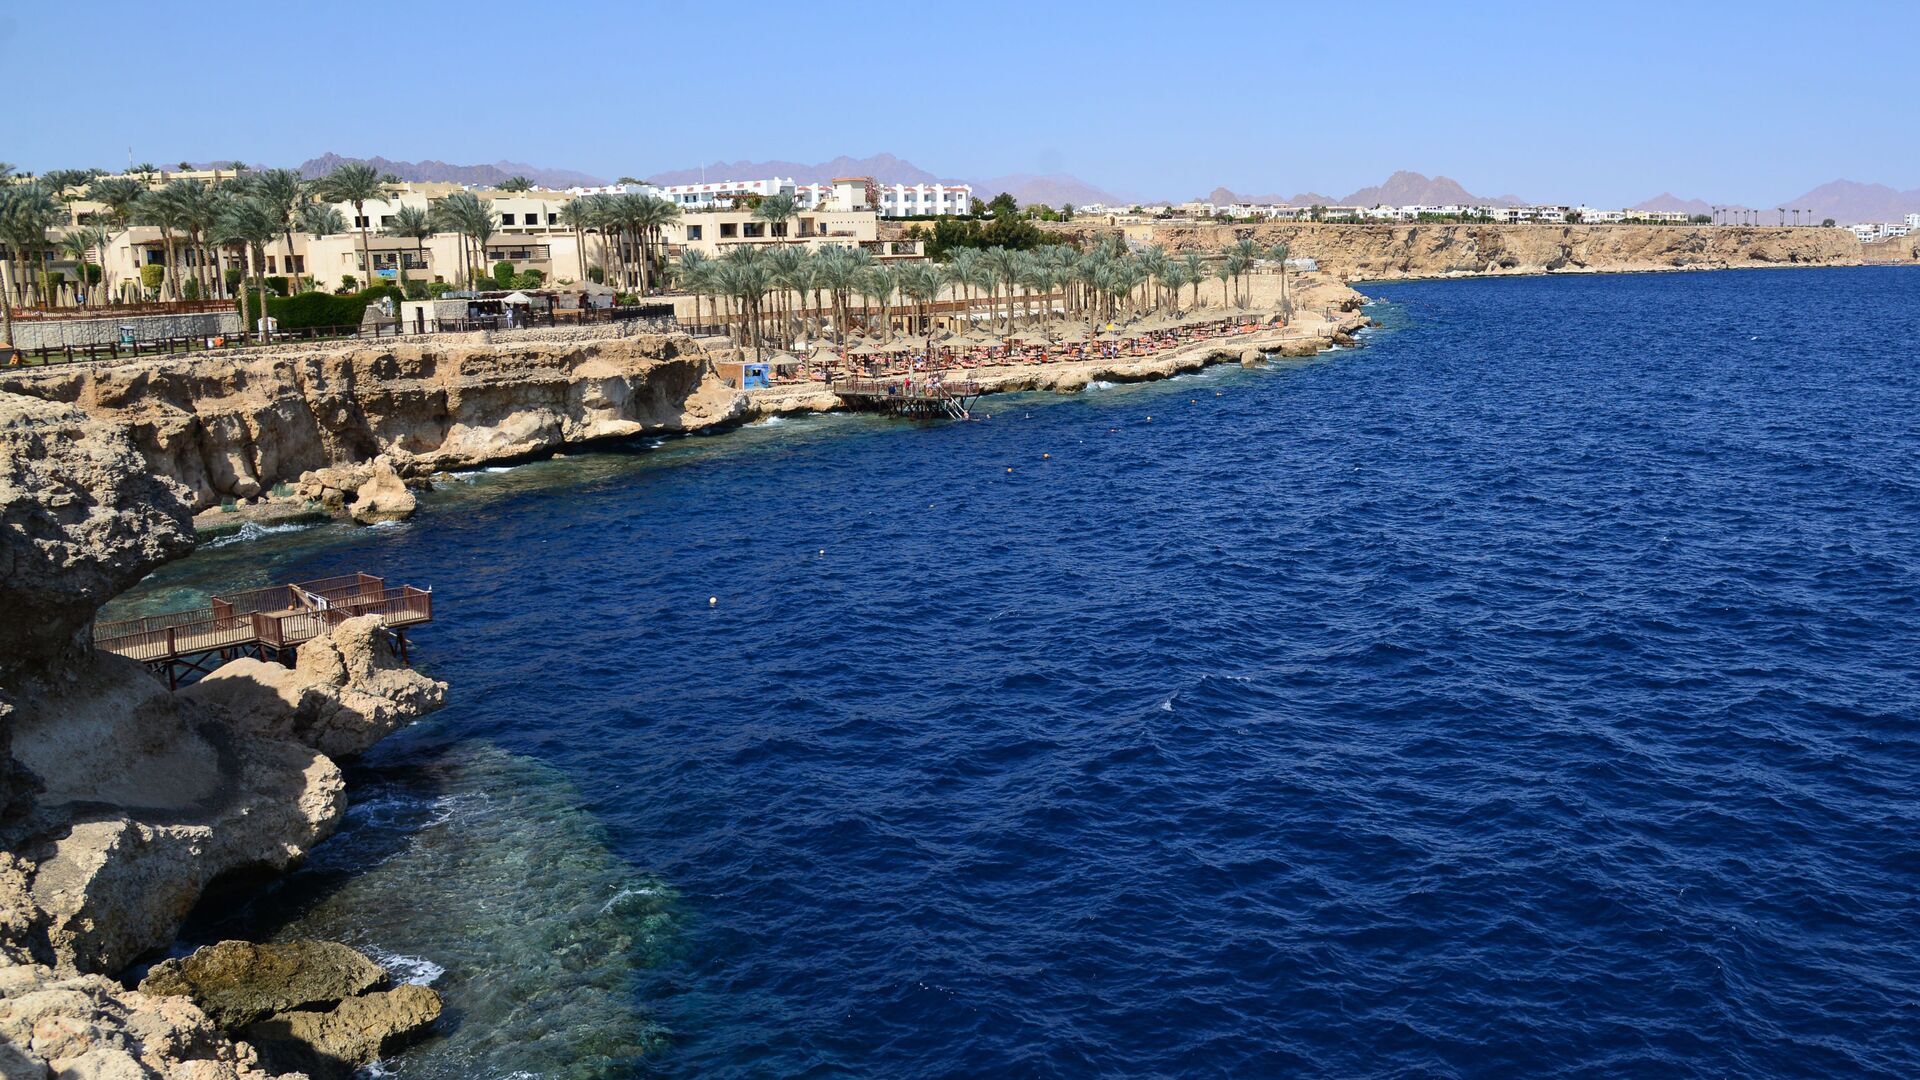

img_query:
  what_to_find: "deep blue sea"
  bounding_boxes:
[128,266,1920,1079]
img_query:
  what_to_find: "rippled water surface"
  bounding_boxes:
[130,268,1920,1078]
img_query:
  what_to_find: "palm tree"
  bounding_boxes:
[753,194,799,242]
[497,176,534,192]
[383,205,433,288]
[558,198,596,283]
[981,246,1025,334]
[133,186,189,300]
[0,183,61,341]
[248,169,309,292]
[431,191,493,289]
[1214,262,1233,307]
[214,196,282,340]
[899,262,945,351]
[1181,252,1207,309]
[313,163,385,296]
[1266,242,1291,311]
[59,229,104,307]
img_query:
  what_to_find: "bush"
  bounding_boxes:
[492,261,516,288]
[78,263,102,285]
[140,265,165,295]
[181,278,202,300]
[586,266,605,284]
[426,281,454,298]
[404,280,428,300]
[340,274,358,292]
[225,268,244,292]
[245,284,404,332]
[265,276,290,297]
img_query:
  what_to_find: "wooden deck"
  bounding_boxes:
[95,573,433,688]
[832,377,983,419]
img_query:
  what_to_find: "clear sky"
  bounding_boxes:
[3,0,1912,206]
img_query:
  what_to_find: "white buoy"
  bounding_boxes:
[708,596,717,607]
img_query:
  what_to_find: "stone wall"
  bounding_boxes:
[10,311,244,350]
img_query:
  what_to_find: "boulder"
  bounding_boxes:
[0,962,297,1079]
[347,461,416,524]
[138,940,387,1028]
[187,616,446,759]
[245,984,442,1080]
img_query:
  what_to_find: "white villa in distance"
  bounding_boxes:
[636,176,974,218]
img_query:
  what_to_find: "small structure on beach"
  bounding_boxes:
[832,376,983,419]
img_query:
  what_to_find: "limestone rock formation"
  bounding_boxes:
[0,394,194,682]
[0,962,298,1079]
[138,940,387,1028]
[138,940,441,1080]
[349,462,417,523]
[245,983,441,1079]
[0,332,728,512]
[188,615,447,759]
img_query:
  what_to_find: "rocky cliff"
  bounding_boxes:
[1,382,448,1072]
[0,331,739,512]
[1032,221,1866,281]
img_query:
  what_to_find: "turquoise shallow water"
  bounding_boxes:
[131,267,1920,1078]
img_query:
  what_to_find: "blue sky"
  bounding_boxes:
[4,0,1912,205]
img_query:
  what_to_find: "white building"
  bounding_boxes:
[649,176,796,210]
[1906,213,1920,229]
[871,182,974,217]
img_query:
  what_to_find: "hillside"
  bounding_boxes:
[295,152,607,189]
[1206,171,1520,208]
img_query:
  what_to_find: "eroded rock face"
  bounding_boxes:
[137,940,441,1080]
[139,940,387,1028]
[0,394,194,683]
[4,621,444,975]
[348,461,417,524]
[188,616,446,760]
[0,332,726,512]
[0,962,299,1079]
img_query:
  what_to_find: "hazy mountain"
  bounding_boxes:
[646,153,964,187]
[1205,172,1520,207]
[974,173,1122,209]
[1632,193,1719,216]
[293,153,608,189]
[1782,180,1920,224]
[1206,186,1334,206]
[1342,171,1523,207]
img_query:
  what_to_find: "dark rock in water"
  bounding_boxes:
[139,939,387,1027]
[245,983,443,1080]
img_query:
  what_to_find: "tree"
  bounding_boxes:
[986,192,1019,219]
[58,229,105,307]
[313,163,385,301]
[249,169,310,292]
[1822,218,1836,228]
[558,198,596,283]
[497,176,534,192]
[0,183,61,342]
[752,194,798,242]
[213,196,281,340]
[383,205,433,285]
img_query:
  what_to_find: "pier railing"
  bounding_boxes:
[94,575,433,672]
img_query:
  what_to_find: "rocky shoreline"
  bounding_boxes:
[0,270,1368,1074]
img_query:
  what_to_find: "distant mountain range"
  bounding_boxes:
[289,153,609,190]
[1635,180,1920,224]
[1206,171,1524,208]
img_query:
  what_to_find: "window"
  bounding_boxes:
[720,223,737,238]
[355,216,370,228]
[547,213,558,224]
[501,213,516,225]
[687,225,703,240]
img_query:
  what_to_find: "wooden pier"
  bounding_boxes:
[94,573,433,689]
[832,376,983,419]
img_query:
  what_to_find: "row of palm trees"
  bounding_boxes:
[672,236,1293,359]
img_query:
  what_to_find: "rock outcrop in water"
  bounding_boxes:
[140,940,443,1080]
[0,330,740,512]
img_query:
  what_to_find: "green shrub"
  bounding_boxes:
[78,263,102,285]
[586,266,605,284]
[404,280,428,300]
[426,281,454,298]
[140,265,165,295]
[225,268,244,292]
[265,276,290,297]
[492,261,516,288]
[181,278,202,300]
[340,274,358,292]
[245,284,404,332]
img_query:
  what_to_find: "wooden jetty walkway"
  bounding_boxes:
[832,376,983,419]
[95,573,433,689]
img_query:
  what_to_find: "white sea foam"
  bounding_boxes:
[1084,380,1117,391]
[754,415,790,427]
[365,946,446,987]
[484,465,514,473]
[600,883,662,915]
[204,520,321,549]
